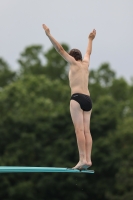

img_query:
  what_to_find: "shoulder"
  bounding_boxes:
[59,48,76,64]
[81,60,89,69]
[83,54,90,67]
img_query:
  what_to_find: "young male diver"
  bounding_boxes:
[42,24,96,170]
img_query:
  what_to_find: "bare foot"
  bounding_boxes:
[73,161,91,170]
[87,161,92,167]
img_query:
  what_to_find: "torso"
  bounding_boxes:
[68,61,90,96]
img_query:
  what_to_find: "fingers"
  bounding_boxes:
[89,29,96,35]
[42,24,46,28]
[93,29,96,35]
[88,29,96,39]
[90,29,96,38]
[42,24,48,30]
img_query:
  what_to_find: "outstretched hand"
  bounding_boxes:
[89,29,96,40]
[42,24,50,35]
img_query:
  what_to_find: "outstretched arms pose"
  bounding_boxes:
[42,24,96,64]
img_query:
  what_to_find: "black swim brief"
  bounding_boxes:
[70,93,92,111]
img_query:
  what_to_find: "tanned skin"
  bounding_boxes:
[42,24,96,169]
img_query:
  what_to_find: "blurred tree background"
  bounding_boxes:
[0,44,133,200]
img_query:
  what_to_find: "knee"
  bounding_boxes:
[84,128,90,133]
[84,130,91,136]
[75,127,84,134]
[85,130,92,139]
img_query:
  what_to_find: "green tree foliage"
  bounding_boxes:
[0,44,133,200]
[105,117,133,200]
[110,78,129,101]
[18,45,45,75]
[18,44,69,83]
[44,43,69,82]
[89,63,115,86]
[0,58,16,87]
[0,74,82,200]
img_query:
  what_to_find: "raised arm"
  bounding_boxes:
[83,29,96,65]
[42,24,75,64]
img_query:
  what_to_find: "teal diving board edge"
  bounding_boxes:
[0,166,94,173]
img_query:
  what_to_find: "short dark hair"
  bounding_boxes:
[69,49,82,61]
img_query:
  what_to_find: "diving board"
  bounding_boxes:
[0,166,94,173]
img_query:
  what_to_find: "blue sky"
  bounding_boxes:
[0,0,133,81]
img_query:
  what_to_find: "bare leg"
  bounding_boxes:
[75,128,86,161]
[70,100,89,169]
[83,110,92,166]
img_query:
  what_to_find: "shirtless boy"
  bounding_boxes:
[42,24,96,170]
